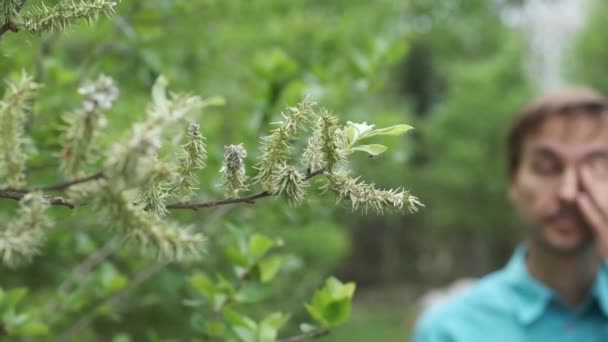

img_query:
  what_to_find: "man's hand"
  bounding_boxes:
[578,164,608,260]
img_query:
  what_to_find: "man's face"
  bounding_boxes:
[509,113,608,255]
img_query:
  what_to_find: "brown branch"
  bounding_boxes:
[0,171,106,208]
[0,168,326,211]
[0,20,17,38]
[0,190,74,208]
[0,171,106,194]
[37,171,105,192]
[166,168,326,210]
[0,0,27,39]
[165,190,271,210]
[279,329,330,342]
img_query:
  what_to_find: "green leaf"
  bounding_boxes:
[384,40,409,64]
[234,283,273,304]
[233,326,256,342]
[351,144,387,156]
[262,312,290,331]
[257,324,277,342]
[112,333,132,342]
[190,314,225,337]
[225,247,249,267]
[223,309,257,330]
[12,321,49,335]
[5,312,29,327]
[4,288,27,310]
[344,121,375,145]
[105,274,127,293]
[305,277,356,327]
[190,312,206,333]
[248,234,275,261]
[99,264,127,293]
[364,124,413,138]
[257,312,290,342]
[205,320,226,337]
[325,277,356,300]
[257,255,284,283]
[224,309,257,342]
[201,96,226,108]
[304,303,328,327]
[188,273,216,299]
[299,323,317,333]
[322,299,351,326]
[212,294,229,312]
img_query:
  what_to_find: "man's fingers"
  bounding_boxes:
[578,193,605,234]
[580,166,608,216]
[578,193,608,258]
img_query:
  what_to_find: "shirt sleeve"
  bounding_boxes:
[411,311,454,342]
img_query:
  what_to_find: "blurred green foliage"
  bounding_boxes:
[1,0,605,340]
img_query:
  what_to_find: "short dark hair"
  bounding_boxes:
[507,86,608,179]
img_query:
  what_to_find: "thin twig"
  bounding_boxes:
[0,190,74,208]
[55,206,234,341]
[37,171,105,192]
[0,171,106,194]
[165,191,271,210]
[165,168,325,210]
[279,329,330,342]
[54,261,169,342]
[45,236,124,315]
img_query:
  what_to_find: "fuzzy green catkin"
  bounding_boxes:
[174,123,206,201]
[318,109,345,171]
[254,97,316,193]
[17,0,117,34]
[0,192,52,268]
[323,171,423,214]
[61,74,118,178]
[274,163,308,206]
[220,144,248,198]
[0,0,22,23]
[101,185,205,261]
[0,72,40,188]
[105,77,202,188]
[138,159,173,217]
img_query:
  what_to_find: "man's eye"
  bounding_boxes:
[586,157,608,177]
[531,160,559,175]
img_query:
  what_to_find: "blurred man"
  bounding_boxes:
[413,87,608,341]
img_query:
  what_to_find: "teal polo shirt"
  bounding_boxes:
[413,246,608,342]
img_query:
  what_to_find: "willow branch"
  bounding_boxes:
[166,168,325,210]
[0,170,106,194]
[0,190,74,208]
[0,169,325,210]
[37,171,105,191]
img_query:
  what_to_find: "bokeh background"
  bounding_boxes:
[2,0,607,340]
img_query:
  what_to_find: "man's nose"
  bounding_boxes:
[559,168,580,202]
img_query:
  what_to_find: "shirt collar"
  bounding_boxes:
[591,261,608,317]
[505,245,553,325]
[506,245,608,324]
